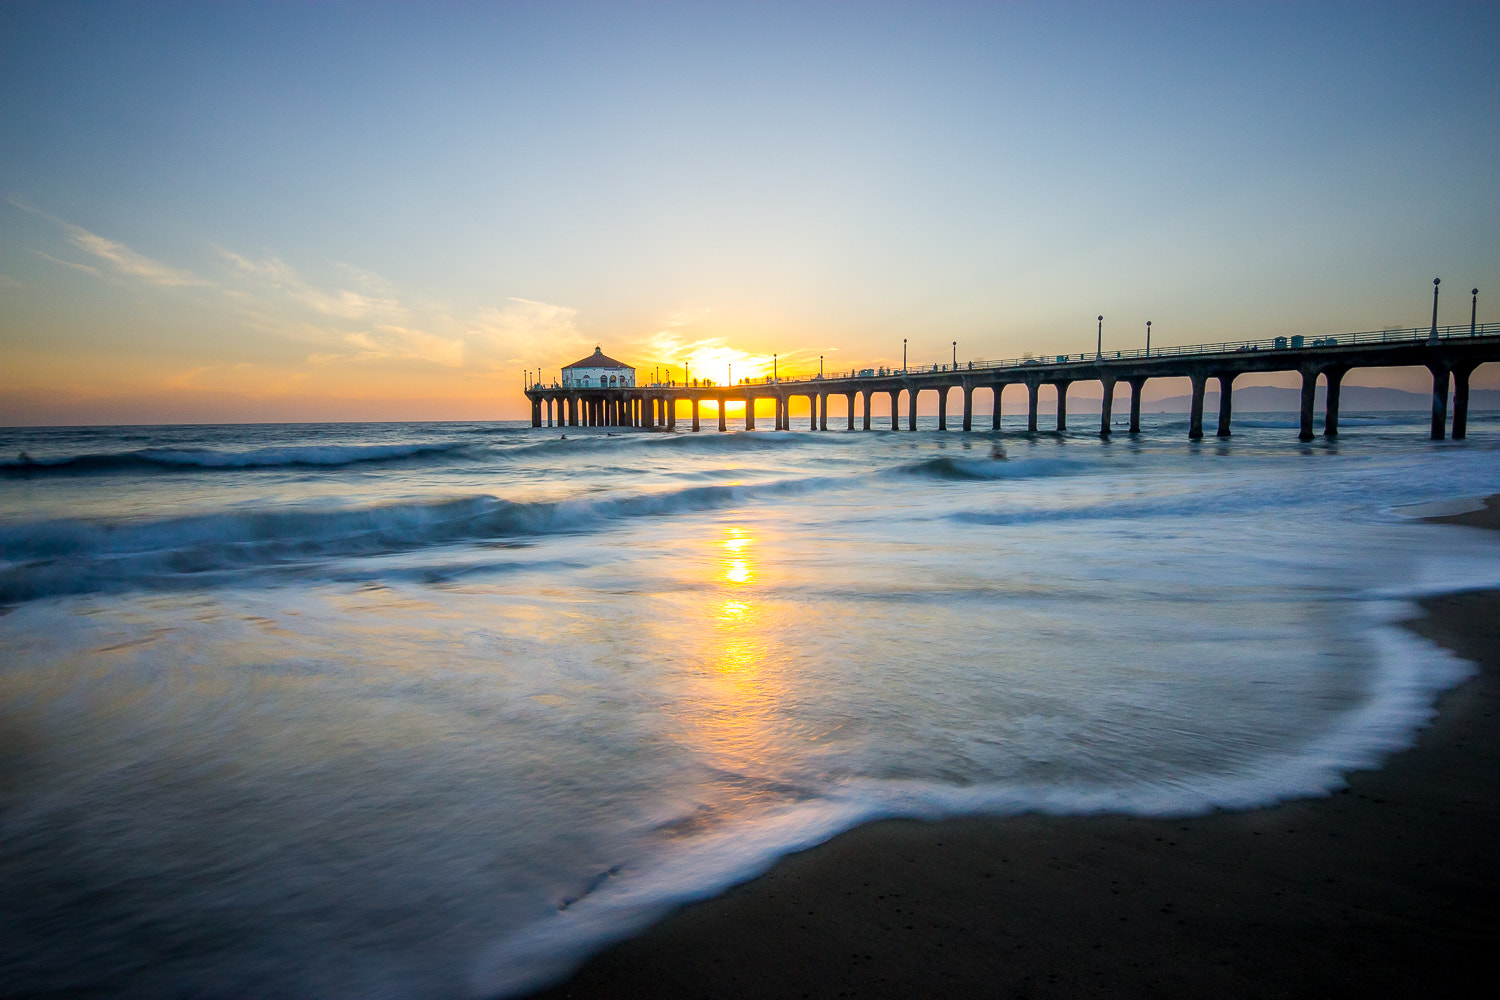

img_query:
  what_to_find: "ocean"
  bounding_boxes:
[2,411,1498,998]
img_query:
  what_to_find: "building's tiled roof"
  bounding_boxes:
[563,346,632,370]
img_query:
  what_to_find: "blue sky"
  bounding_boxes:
[3,1,1497,423]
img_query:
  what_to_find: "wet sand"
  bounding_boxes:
[1423,493,1500,531]
[527,505,1500,999]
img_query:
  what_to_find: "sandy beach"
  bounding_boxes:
[528,504,1500,999]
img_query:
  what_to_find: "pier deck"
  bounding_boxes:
[527,322,1500,441]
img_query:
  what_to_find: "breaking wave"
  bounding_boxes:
[0,448,1121,602]
[888,455,1088,481]
[0,442,475,475]
[0,475,844,602]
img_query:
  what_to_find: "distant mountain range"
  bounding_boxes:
[1030,385,1500,414]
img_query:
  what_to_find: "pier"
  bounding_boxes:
[527,321,1500,441]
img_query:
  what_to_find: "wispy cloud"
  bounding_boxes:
[342,325,466,367]
[333,261,395,292]
[164,362,311,396]
[468,298,586,365]
[7,197,589,381]
[217,249,402,320]
[65,227,202,286]
[9,198,203,287]
[665,305,711,328]
[216,249,480,367]
[33,249,101,275]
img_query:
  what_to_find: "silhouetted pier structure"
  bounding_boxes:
[527,322,1500,441]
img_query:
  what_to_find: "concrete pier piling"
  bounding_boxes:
[1217,373,1235,438]
[1298,368,1319,442]
[1323,368,1344,438]
[1453,364,1475,440]
[1429,365,1450,440]
[1188,373,1208,440]
[1128,377,1145,433]
[1099,376,1116,437]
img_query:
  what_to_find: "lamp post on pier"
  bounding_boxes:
[952,341,957,369]
[773,354,778,381]
[1097,316,1103,359]
[819,355,824,377]
[1146,320,1152,355]
[1473,289,1480,337]
[1430,278,1441,343]
[902,339,907,374]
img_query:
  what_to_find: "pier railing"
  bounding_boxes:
[627,321,1499,388]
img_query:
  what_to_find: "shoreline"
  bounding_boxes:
[525,504,1500,999]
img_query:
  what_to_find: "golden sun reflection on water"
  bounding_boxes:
[714,526,761,673]
[660,522,793,772]
[719,527,755,587]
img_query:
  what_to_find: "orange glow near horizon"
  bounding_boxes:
[652,346,775,388]
[692,399,746,414]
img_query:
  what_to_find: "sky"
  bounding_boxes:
[2,1,1498,425]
